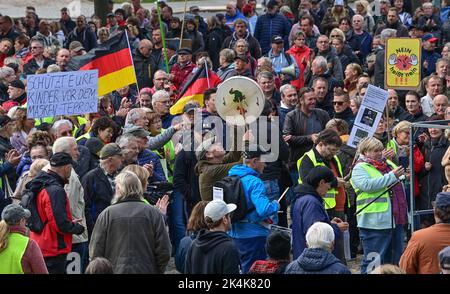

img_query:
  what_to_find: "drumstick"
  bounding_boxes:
[278,188,289,203]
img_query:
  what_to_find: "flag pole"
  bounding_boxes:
[204,58,211,88]
[155,1,170,73]
[179,0,188,49]
[124,29,140,94]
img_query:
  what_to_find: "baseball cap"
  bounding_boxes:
[243,144,269,159]
[189,5,200,12]
[9,79,25,90]
[0,115,12,128]
[422,33,438,43]
[271,35,284,44]
[123,125,150,138]
[1,203,31,225]
[183,103,198,113]
[435,192,450,210]
[334,0,344,6]
[204,199,237,222]
[305,166,338,189]
[439,246,450,270]
[234,54,249,63]
[178,47,192,55]
[69,41,85,52]
[50,152,76,167]
[99,143,123,160]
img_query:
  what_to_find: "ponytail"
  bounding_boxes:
[0,220,10,252]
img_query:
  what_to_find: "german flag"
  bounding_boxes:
[170,65,221,115]
[67,32,137,96]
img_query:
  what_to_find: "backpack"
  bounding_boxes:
[213,176,253,223]
[20,184,47,233]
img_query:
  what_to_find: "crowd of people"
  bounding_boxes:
[1,0,450,274]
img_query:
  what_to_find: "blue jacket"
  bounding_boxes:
[16,153,32,179]
[137,149,167,183]
[225,10,247,31]
[291,184,341,259]
[422,49,441,79]
[254,13,292,55]
[284,248,351,274]
[228,164,279,239]
[175,232,197,274]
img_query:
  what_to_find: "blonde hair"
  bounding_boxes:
[392,121,411,138]
[122,165,150,191]
[357,137,384,155]
[330,28,346,42]
[29,159,50,178]
[0,220,10,252]
[112,171,144,204]
[370,264,406,274]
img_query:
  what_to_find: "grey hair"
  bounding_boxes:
[125,108,146,125]
[280,84,296,96]
[219,48,235,63]
[258,56,272,67]
[3,57,21,67]
[47,64,60,73]
[313,56,328,71]
[306,222,335,251]
[153,69,167,78]
[234,39,249,49]
[151,90,170,106]
[257,70,274,81]
[116,133,137,149]
[52,136,76,154]
[0,66,14,80]
[380,28,397,41]
[111,171,144,204]
[51,119,73,134]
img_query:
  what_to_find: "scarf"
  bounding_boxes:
[358,155,408,225]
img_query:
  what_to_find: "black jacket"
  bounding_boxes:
[133,49,157,89]
[222,31,262,60]
[65,26,97,51]
[206,27,226,71]
[81,166,115,236]
[283,108,330,169]
[334,107,355,130]
[185,229,240,274]
[0,135,16,212]
[173,149,200,211]
[23,58,55,75]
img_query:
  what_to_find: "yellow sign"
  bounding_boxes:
[385,38,421,90]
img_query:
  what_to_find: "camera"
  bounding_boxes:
[144,181,173,205]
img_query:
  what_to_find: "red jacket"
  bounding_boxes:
[412,145,424,197]
[286,45,311,90]
[170,62,195,90]
[29,170,84,257]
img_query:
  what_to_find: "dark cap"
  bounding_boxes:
[243,144,269,159]
[271,35,284,43]
[50,152,75,167]
[266,230,291,259]
[178,47,192,55]
[234,54,249,63]
[267,0,279,9]
[9,79,25,90]
[123,125,150,138]
[99,143,123,160]
[435,192,450,210]
[183,103,198,113]
[85,137,104,156]
[107,13,115,18]
[0,115,12,128]
[422,33,438,43]
[166,41,177,51]
[305,166,338,189]
[1,203,31,225]
[439,246,450,270]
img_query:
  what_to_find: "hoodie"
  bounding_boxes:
[185,229,240,274]
[285,248,351,274]
[291,184,341,259]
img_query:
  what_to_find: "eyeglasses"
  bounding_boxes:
[333,101,345,106]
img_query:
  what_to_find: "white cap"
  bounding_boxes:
[334,0,344,6]
[204,200,237,222]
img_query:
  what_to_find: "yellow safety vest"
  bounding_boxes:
[153,129,176,183]
[386,139,398,156]
[350,160,397,215]
[0,233,29,274]
[297,149,343,210]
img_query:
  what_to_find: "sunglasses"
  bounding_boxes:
[333,101,345,106]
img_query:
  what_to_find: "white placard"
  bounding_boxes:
[212,186,224,201]
[27,70,98,118]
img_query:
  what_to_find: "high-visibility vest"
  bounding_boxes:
[0,233,29,274]
[350,160,397,215]
[76,131,92,143]
[386,139,398,155]
[297,149,343,209]
[153,129,175,183]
